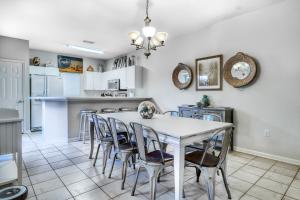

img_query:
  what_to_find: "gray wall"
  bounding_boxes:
[0,36,30,131]
[30,49,105,96]
[106,0,300,162]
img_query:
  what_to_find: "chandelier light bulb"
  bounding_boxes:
[150,37,160,47]
[128,31,140,41]
[142,26,156,38]
[134,37,144,46]
[155,32,168,42]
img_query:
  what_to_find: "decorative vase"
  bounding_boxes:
[32,57,40,66]
[138,101,156,119]
[202,95,210,107]
[87,65,94,72]
[196,101,203,108]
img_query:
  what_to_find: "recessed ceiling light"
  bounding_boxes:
[82,40,95,44]
[66,44,103,54]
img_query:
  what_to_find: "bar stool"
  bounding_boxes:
[100,108,116,113]
[79,109,97,143]
[119,107,138,112]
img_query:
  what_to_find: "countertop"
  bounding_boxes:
[0,118,23,124]
[29,96,152,102]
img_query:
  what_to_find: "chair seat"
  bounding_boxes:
[185,150,219,167]
[102,132,127,143]
[119,142,138,153]
[146,150,173,163]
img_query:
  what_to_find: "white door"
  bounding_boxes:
[0,59,24,120]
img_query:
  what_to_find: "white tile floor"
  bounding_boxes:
[21,133,300,200]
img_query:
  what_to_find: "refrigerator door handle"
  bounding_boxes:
[45,76,48,96]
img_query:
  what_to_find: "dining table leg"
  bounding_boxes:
[89,121,95,159]
[173,142,185,200]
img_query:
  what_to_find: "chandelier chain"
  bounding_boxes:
[145,0,149,18]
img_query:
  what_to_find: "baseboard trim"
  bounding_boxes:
[234,146,300,166]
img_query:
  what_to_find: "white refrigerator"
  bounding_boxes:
[30,68,63,131]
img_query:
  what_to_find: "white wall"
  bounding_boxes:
[0,36,30,131]
[30,49,105,96]
[106,0,300,163]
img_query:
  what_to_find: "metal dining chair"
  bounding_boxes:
[185,129,232,200]
[130,122,173,200]
[108,117,138,190]
[163,110,179,117]
[186,113,224,182]
[91,114,127,174]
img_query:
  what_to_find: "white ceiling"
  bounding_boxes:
[0,0,283,60]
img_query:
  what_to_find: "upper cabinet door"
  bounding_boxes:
[84,72,94,90]
[126,66,142,89]
[93,73,104,90]
[118,68,127,89]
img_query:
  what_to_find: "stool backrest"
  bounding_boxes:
[119,107,138,112]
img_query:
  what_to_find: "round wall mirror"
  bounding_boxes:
[172,63,193,89]
[224,52,257,88]
[231,62,251,80]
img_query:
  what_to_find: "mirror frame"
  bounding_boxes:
[172,63,193,90]
[224,52,257,88]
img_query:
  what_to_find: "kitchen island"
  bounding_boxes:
[30,96,152,142]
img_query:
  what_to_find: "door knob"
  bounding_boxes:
[16,100,24,103]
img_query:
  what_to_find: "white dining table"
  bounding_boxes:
[91,112,233,200]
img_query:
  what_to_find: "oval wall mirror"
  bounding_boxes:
[224,52,257,88]
[172,63,193,89]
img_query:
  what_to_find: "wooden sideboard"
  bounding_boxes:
[178,105,234,150]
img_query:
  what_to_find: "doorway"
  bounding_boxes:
[0,59,25,130]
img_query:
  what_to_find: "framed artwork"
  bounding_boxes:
[195,55,223,90]
[58,55,83,73]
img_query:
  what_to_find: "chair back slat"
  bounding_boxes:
[217,129,231,166]
[199,128,231,167]
[108,117,131,151]
[163,111,179,117]
[108,117,121,151]
[130,122,165,164]
[131,123,147,161]
[92,114,111,140]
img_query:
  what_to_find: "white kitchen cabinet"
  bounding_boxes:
[83,66,142,90]
[118,68,127,89]
[29,66,60,76]
[84,72,94,90]
[94,73,105,90]
[126,66,142,89]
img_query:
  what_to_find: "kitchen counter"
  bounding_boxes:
[30,96,151,102]
[35,96,153,142]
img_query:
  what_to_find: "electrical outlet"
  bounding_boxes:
[264,129,271,137]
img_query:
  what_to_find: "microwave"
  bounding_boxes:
[107,79,120,90]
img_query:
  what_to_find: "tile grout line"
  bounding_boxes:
[33,145,76,199]
[239,159,285,200]
[280,167,300,200]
